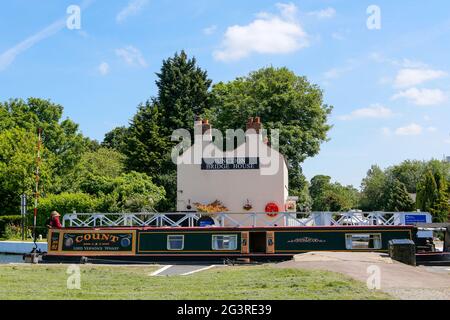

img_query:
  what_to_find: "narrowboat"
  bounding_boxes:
[42,222,417,263]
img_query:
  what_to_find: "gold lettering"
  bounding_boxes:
[75,236,83,243]
[92,234,101,240]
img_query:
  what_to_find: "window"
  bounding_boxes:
[212,235,238,250]
[345,234,382,250]
[167,235,184,250]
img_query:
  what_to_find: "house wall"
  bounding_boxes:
[176,132,289,225]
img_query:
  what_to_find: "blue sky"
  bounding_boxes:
[1,0,449,187]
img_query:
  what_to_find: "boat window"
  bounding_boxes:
[167,235,184,250]
[345,234,382,250]
[212,235,237,250]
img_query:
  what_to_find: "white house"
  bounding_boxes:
[176,117,295,226]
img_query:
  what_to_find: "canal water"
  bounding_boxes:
[0,254,23,264]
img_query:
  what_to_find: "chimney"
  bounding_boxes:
[246,116,262,134]
[202,119,211,134]
[194,115,203,129]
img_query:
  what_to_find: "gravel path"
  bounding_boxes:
[276,252,450,300]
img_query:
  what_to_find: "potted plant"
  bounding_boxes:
[194,200,228,227]
[243,199,253,211]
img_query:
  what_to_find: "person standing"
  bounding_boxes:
[47,211,62,229]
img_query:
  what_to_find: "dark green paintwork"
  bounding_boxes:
[137,231,242,254]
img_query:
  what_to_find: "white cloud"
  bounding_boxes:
[392,87,447,106]
[203,25,217,35]
[115,46,148,68]
[308,7,336,19]
[98,62,110,75]
[427,126,437,132]
[394,68,447,88]
[0,19,65,71]
[213,3,308,61]
[116,0,149,23]
[395,123,423,136]
[338,104,394,121]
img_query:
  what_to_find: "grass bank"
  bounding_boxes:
[0,264,391,300]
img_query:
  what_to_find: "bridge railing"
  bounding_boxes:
[62,211,430,228]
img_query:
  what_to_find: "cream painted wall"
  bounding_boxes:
[176,133,289,226]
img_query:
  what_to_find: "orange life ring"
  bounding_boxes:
[265,202,279,217]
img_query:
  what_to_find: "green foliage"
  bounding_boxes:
[67,147,125,193]
[384,179,415,212]
[0,98,95,214]
[210,67,332,201]
[156,50,212,132]
[386,160,426,193]
[360,165,388,211]
[0,215,23,237]
[122,51,212,211]
[309,175,359,212]
[0,128,55,214]
[417,169,449,222]
[2,224,23,240]
[361,160,449,218]
[102,126,129,154]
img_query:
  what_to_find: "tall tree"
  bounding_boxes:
[385,179,415,212]
[0,98,93,193]
[360,165,388,211]
[156,50,212,133]
[210,67,332,204]
[417,169,450,222]
[122,51,212,211]
[102,126,129,154]
[386,160,426,193]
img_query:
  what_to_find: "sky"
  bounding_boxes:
[0,0,449,188]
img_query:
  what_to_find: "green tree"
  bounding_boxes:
[102,126,129,154]
[124,101,168,177]
[0,128,56,214]
[122,51,212,211]
[156,50,212,132]
[386,160,426,193]
[417,169,449,222]
[385,179,415,212]
[0,98,94,193]
[360,165,388,211]
[210,67,332,201]
[309,175,359,211]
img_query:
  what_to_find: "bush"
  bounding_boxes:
[0,215,22,237]
[3,224,22,240]
[32,192,101,228]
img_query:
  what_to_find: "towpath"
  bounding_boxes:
[276,252,450,300]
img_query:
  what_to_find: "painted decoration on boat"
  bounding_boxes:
[61,232,134,252]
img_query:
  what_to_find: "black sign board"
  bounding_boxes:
[201,157,260,170]
[62,232,133,252]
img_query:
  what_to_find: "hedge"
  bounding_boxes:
[0,215,22,237]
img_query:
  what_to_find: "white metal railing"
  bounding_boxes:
[62,211,430,228]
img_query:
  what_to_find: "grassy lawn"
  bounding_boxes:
[0,264,391,300]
